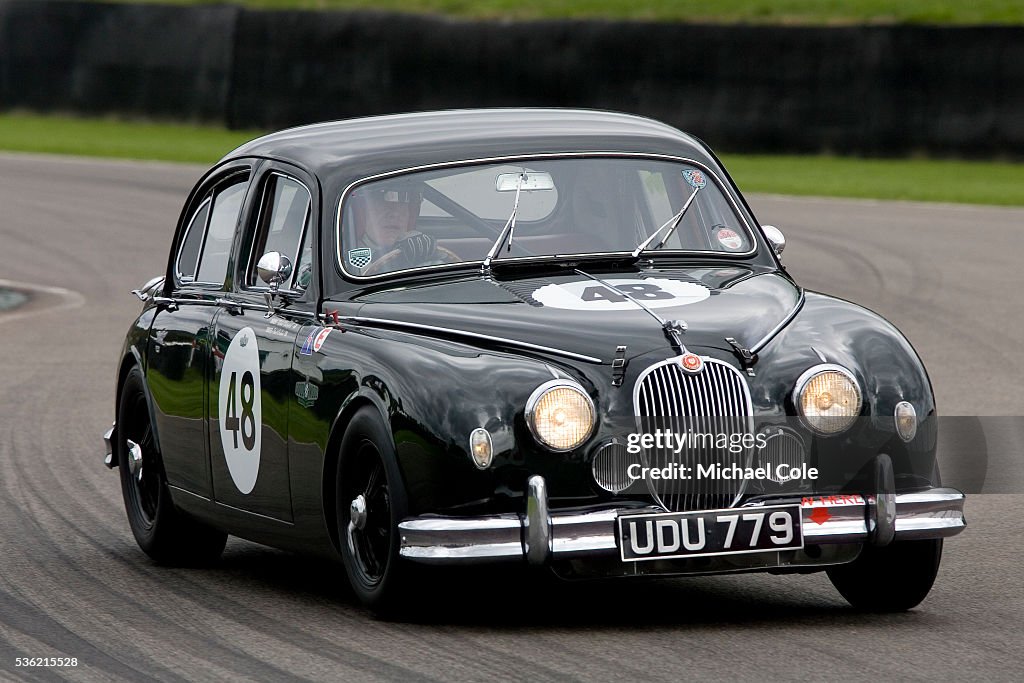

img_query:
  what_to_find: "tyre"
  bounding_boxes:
[827,538,943,612]
[118,367,227,565]
[336,406,412,613]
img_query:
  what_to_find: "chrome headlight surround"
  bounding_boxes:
[793,364,863,435]
[525,379,596,452]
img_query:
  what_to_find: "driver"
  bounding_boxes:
[348,183,455,274]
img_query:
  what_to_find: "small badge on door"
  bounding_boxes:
[300,328,318,355]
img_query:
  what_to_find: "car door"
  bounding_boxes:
[208,165,317,522]
[148,164,252,499]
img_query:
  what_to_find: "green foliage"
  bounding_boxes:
[111,0,1024,24]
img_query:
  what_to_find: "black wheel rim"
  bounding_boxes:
[344,438,392,587]
[125,392,161,525]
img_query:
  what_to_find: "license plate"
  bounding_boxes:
[618,504,803,562]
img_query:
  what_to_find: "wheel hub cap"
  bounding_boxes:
[350,494,368,530]
[127,439,144,481]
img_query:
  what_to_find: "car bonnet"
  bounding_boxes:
[349,265,801,364]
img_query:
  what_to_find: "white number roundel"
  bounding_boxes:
[531,278,710,311]
[218,327,262,494]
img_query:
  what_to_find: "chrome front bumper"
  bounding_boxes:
[399,475,966,565]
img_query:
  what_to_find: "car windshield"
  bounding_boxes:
[338,157,754,277]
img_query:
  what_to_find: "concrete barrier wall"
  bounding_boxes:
[2,0,1022,157]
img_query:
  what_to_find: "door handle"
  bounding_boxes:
[153,296,179,312]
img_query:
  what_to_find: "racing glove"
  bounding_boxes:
[394,232,438,265]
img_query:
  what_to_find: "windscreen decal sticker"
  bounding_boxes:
[348,248,372,269]
[716,228,743,250]
[531,278,711,311]
[218,327,262,495]
[683,169,707,189]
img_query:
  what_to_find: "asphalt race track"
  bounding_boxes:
[1,154,1022,681]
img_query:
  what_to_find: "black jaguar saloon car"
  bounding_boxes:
[104,109,965,612]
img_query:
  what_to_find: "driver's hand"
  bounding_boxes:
[394,232,438,264]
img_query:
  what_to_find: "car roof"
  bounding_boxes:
[223,109,718,189]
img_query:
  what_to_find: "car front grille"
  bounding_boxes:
[632,356,753,511]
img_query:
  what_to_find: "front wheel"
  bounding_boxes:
[336,407,412,613]
[827,538,943,611]
[118,367,227,565]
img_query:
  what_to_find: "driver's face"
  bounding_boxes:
[361,189,420,249]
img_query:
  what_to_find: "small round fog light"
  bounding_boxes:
[469,428,493,469]
[894,401,917,442]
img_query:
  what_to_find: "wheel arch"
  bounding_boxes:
[113,345,161,469]
[322,391,391,557]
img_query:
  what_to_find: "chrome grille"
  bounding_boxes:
[632,356,753,512]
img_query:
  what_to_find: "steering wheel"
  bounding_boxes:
[362,244,462,275]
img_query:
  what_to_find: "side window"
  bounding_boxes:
[176,198,211,282]
[247,173,312,291]
[195,178,248,285]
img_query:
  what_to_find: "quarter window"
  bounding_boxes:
[176,198,210,282]
[195,178,248,285]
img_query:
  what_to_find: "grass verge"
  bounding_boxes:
[2,113,1023,206]
[0,113,261,164]
[721,154,1024,206]
[114,0,1024,25]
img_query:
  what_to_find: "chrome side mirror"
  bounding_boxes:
[131,275,164,302]
[256,252,293,318]
[257,252,293,291]
[761,225,786,257]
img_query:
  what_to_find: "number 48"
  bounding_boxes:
[224,370,256,451]
[580,284,674,303]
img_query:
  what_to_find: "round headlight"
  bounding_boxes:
[526,380,596,452]
[795,365,862,435]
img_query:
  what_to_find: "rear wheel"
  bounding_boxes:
[827,538,943,612]
[337,407,412,612]
[118,367,227,565]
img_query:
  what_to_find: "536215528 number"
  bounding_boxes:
[15,658,78,667]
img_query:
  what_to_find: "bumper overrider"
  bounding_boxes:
[400,475,965,573]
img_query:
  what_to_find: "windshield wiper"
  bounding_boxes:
[482,171,528,274]
[631,178,704,259]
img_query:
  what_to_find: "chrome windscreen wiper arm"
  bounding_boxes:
[482,171,527,273]
[573,268,690,353]
[631,183,702,258]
